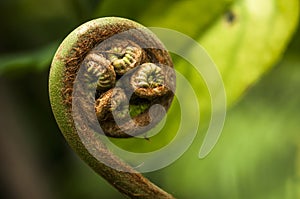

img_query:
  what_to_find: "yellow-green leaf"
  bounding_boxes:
[94,0,233,38]
[197,0,299,106]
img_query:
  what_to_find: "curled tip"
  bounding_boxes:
[49,17,175,199]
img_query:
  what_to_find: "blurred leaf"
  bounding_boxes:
[94,0,233,38]
[140,0,233,38]
[0,42,58,76]
[94,0,156,20]
[198,0,299,106]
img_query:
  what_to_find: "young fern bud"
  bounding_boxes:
[49,17,175,199]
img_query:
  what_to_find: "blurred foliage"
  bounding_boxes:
[0,0,299,199]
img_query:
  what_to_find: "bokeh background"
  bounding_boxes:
[0,0,299,198]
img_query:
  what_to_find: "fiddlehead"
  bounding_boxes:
[49,17,175,199]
